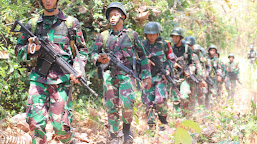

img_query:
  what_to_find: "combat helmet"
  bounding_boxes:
[170,27,184,38]
[228,53,235,58]
[185,36,196,46]
[106,2,127,20]
[208,44,217,52]
[144,22,161,34]
[155,22,163,33]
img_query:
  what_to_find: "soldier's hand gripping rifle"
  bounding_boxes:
[175,58,200,84]
[98,52,141,83]
[11,20,98,97]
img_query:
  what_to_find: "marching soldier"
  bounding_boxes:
[142,22,171,130]
[184,36,207,111]
[225,53,240,100]
[247,45,256,64]
[206,45,222,108]
[15,0,88,143]
[91,2,151,143]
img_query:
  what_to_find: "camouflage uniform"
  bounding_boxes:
[15,10,88,144]
[190,53,205,107]
[217,59,226,97]
[142,38,171,126]
[171,41,194,114]
[225,59,239,99]
[248,50,257,64]
[206,55,221,107]
[91,27,151,134]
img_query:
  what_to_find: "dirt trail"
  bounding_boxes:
[233,59,256,115]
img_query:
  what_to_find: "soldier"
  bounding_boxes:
[15,0,88,143]
[184,36,207,111]
[193,44,209,106]
[215,51,226,97]
[141,22,171,130]
[225,53,240,100]
[91,2,151,143]
[206,45,222,108]
[170,27,196,116]
[247,45,256,64]
[169,27,186,115]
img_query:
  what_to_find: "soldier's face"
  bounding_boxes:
[209,49,216,56]
[109,9,122,25]
[146,34,158,44]
[172,35,181,44]
[229,57,234,62]
[42,0,57,9]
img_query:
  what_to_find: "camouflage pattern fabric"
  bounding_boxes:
[217,59,226,97]
[26,81,73,144]
[248,50,257,64]
[206,56,220,109]
[225,61,239,99]
[91,27,151,133]
[103,71,136,133]
[15,10,88,144]
[142,39,170,124]
[15,10,88,85]
[189,53,205,108]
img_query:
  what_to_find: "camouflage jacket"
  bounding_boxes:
[142,39,172,79]
[248,50,256,59]
[225,61,239,78]
[207,55,221,78]
[15,10,88,84]
[218,59,226,78]
[91,27,151,80]
[189,53,204,80]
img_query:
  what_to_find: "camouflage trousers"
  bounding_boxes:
[172,79,197,115]
[103,70,136,133]
[206,78,218,109]
[225,78,236,99]
[26,81,73,144]
[217,81,224,97]
[142,76,168,125]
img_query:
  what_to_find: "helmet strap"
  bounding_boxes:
[109,15,123,26]
[174,37,182,47]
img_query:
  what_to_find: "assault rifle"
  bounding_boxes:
[205,75,213,86]
[176,59,200,84]
[98,52,141,83]
[149,55,177,86]
[11,20,98,97]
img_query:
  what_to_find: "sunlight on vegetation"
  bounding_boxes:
[0,0,257,143]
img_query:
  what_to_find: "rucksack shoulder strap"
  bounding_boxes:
[126,28,135,48]
[30,15,40,34]
[101,30,109,48]
[65,16,74,28]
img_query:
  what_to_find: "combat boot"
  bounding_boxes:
[123,123,133,144]
[110,133,118,144]
[158,115,168,131]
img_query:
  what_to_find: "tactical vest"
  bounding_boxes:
[143,39,167,77]
[31,15,77,57]
[30,15,77,76]
[99,29,140,77]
